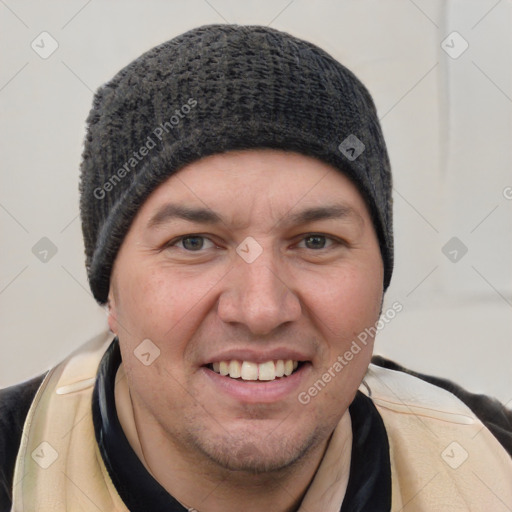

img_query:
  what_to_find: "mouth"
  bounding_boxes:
[200,348,313,403]
[206,359,305,382]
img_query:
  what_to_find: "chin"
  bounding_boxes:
[186,424,324,474]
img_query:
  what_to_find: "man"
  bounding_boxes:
[1,24,511,512]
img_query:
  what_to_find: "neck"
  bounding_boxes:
[115,366,352,512]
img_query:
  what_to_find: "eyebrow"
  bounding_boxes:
[284,204,361,228]
[147,203,361,230]
[147,204,222,229]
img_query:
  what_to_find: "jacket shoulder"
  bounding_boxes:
[0,374,46,512]
[370,355,512,457]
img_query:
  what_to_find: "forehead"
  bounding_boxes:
[136,149,370,231]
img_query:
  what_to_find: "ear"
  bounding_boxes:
[107,290,119,335]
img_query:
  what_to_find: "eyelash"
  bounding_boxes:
[165,233,343,252]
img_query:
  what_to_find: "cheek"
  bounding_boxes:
[115,262,224,349]
[306,262,383,340]
[303,268,381,417]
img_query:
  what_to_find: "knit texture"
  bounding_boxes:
[79,24,393,304]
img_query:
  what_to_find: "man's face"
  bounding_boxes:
[108,149,383,473]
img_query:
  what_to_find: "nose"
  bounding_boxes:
[217,252,302,336]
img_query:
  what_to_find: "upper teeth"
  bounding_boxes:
[212,360,299,381]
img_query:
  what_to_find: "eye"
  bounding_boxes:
[297,234,337,250]
[170,235,216,251]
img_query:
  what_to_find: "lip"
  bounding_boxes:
[202,347,312,365]
[200,362,312,404]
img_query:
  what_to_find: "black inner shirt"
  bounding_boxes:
[92,338,392,511]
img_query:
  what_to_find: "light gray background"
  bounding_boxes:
[1,0,511,404]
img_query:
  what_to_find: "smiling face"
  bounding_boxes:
[108,149,384,474]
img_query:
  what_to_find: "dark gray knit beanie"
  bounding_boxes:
[79,24,393,305]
